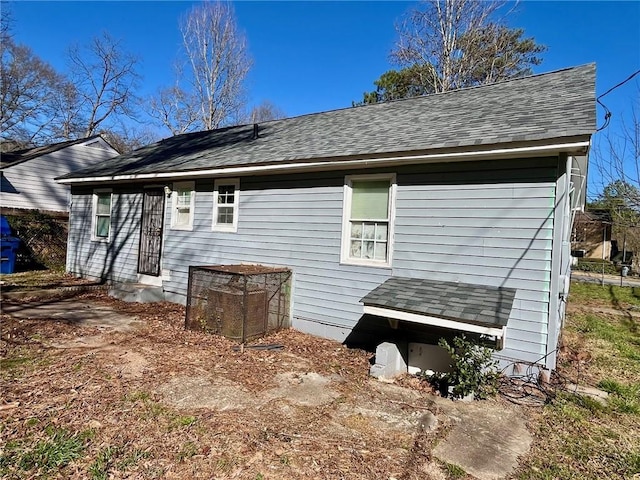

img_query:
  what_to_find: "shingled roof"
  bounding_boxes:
[361,277,516,329]
[60,64,595,181]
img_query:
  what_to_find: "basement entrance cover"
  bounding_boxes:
[360,277,515,347]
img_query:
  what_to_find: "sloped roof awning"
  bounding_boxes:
[360,277,516,349]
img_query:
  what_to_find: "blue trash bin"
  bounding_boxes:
[0,215,21,274]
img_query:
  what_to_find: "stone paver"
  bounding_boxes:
[2,298,141,331]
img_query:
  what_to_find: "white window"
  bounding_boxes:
[213,179,239,232]
[171,181,195,230]
[341,174,395,266]
[92,189,112,241]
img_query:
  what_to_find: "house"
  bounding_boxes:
[58,64,596,375]
[1,136,119,214]
[571,210,612,260]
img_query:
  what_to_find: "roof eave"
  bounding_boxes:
[57,135,592,185]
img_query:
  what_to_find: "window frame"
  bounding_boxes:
[91,188,112,242]
[212,178,240,232]
[340,173,396,267]
[170,181,195,231]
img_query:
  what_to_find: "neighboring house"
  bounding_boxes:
[571,210,612,260]
[1,136,119,214]
[58,64,596,374]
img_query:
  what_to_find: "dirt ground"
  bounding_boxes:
[1,290,470,479]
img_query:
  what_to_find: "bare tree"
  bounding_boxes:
[0,38,64,147]
[247,100,286,123]
[592,87,640,202]
[68,32,141,137]
[391,0,544,93]
[180,1,251,130]
[148,84,200,136]
[590,85,640,267]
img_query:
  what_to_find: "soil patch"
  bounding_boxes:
[1,289,532,480]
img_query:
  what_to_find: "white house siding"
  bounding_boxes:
[1,143,117,212]
[67,156,559,367]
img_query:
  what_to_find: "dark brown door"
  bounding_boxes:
[138,188,165,276]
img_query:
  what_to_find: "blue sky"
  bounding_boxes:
[9,1,640,198]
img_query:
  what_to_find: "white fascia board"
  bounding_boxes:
[363,305,507,339]
[57,140,591,185]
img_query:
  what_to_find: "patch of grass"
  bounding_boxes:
[598,379,640,414]
[0,426,90,476]
[169,415,197,430]
[0,353,45,380]
[117,448,150,469]
[89,446,119,480]
[176,442,198,462]
[124,390,151,402]
[569,282,640,308]
[517,282,640,479]
[88,444,151,478]
[568,311,640,381]
[442,461,466,478]
[0,356,33,370]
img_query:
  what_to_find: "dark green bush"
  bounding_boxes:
[574,259,618,275]
[424,335,500,400]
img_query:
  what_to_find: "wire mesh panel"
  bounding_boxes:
[185,265,292,342]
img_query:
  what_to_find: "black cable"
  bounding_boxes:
[596,69,640,132]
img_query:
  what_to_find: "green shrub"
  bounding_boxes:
[424,335,500,400]
[574,259,618,275]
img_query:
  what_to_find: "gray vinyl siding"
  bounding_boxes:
[1,144,117,212]
[67,156,559,367]
[67,186,142,283]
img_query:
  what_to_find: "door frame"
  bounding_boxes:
[137,185,167,286]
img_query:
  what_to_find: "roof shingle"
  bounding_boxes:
[361,277,516,328]
[61,64,596,180]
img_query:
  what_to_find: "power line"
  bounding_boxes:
[596,69,640,132]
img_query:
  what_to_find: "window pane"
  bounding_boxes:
[95,216,110,237]
[362,240,375,259]
[363,223,375,240]
[96,193,111,214]
[177,190,191,207]
[374,242,387,261]
[217,206,234,224]
[176,209,190,225]
[218,192,234,204]
[375,223,388,241]
[351,180,389,220]
[350,240,361,258]
[350,222,362,238]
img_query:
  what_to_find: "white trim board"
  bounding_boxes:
[58,140,591,184]
[363,305,507,347]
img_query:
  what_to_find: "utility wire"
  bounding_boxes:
[596,69,640,132]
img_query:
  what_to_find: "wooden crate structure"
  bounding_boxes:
[185,264,291,342]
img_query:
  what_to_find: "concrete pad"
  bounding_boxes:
[2,298,141,332]
[566,383,609,405]
[433,398,532,480]
[265,372,340,406]
[157,375,257,411]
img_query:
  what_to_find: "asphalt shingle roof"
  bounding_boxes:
[61,64,595,180]
[361,277,516,328]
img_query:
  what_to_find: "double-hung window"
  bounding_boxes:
[342,174,395,266]
[213,179,239,232]
[171,181,195,230]
[92,189,112,241]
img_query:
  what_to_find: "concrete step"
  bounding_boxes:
[109,283,165,303]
